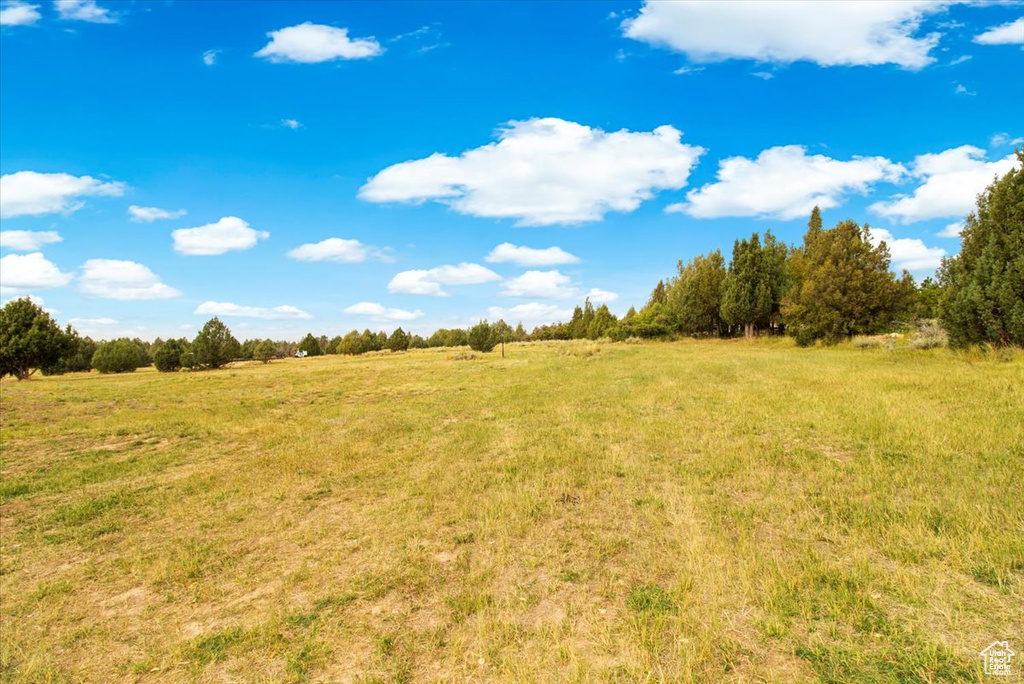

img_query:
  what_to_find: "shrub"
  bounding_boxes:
[851,336,882,349]
[254,339,276,364]
[92,339,146,374]
[468,321,496,353]
[153,339,186,372]
[447,351,478,361]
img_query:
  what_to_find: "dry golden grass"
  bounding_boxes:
[1,339,1021,683]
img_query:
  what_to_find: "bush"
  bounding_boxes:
[153,339,186,372]
[92,339,146,374]
[851,336,882,349]
[254,339,276,363]
[468,321,496,353]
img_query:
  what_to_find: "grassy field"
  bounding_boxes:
[1,339,1022,683]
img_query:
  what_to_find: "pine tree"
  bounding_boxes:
[468,320,497,352]
[254,339,276,363]
[939,151,1024,347]
[387,327,410,352]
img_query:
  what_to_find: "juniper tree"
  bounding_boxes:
[387,327,410,352]
[784,218,915,345]
[191,317,240,369]
[939,150,1024,348]
[0,298,70,380]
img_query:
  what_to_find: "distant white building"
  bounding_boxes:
[295,350,308,358]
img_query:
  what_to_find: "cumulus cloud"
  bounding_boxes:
[286,237,390,263]
[55,0,114,23]
[193,301,312,320]
[343,301,424,322]
[388,263,500,296]
[868,228,946,272]
[937,222,963,238]
[78,259,181,300]
[500,270,578,299]
[128,205,186,222]
[870,146,1018,223]
[0,252,72,291]
[672,145,904,220]
[255,22,383,63]
[974,18,1024,45]
[622,0,947,69]
[0,1,41,25]
[202,49,220,66]
[486,302,575,324]
[172,216,269,255]
[0,171,125,218]
[484,242,580,267]
[586,288,619,303]
[0,230,62,252]
[360,117,704,226]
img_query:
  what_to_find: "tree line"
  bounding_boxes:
[1,151,1020,378]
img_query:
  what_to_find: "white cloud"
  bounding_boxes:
[673,145,904,220]
[0,1,40,25]
[172,216,269,255]
[484,242,580,267]
[751,71,774,80]
[255,22,383,63]
[360,117,704,226]
[0,294,56,315]
[870,146,1018,223]
[281,118,302,129]
[0,230,62,252]
[0,252,72,291]
[54,0,114,23]
[128,205,186,222]
[586,288,619,303]
[486,302,575,324]
[974,18,1024,45]
[868,228,946,272]
[0,171,125,218]
[202,49,220,66]
[388,263,500,296]
[68,316,117,326]
[500,270,578,299]
[286,237,389,263]
[673,65,705,75]
[622,0,946,69]
[937,222,963,238]
[79,259,181,300]
[990,132,1024,148]
[954,82,976,96]
[193,301,312,320]
[343,301,423,322]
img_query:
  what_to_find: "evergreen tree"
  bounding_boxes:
[784,218,915,345]
[191,317,239,369]
[916,277,944,320]
[153,338,186,372]
[298,333,322,357]
[721,234,772,337]
[387,327,410,352]
[326,335,343,354]
[92,338,146,374]
[254,339,276,363]
[468,320,497,352]
[939,151,1023,348]
[42,326,96,375]
[667,250,728,336]
[0,297,71,380]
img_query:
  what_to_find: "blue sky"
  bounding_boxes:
[1,0,1021,340]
